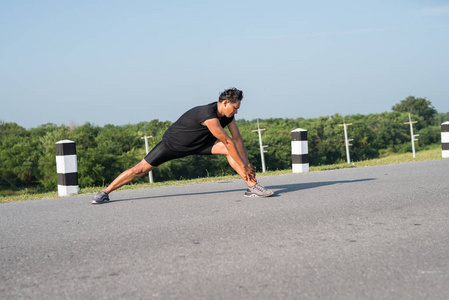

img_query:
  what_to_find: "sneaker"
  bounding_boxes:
[244,183,274,198]
[91,191,110,204]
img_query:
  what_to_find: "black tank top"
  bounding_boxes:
[162,102,234,152]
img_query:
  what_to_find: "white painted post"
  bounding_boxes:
[338,122,353,164]
[142,135,154,183]
[404,113,419,158]
[55,140,79,196]
[291,128,309,173]
[442,121,449,158]
[252,119,268,172]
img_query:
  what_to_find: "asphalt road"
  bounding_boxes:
[1,159,449,300]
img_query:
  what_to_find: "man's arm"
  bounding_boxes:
[227,119,256,182]
[227,119,250,165]
[202,118,254,182]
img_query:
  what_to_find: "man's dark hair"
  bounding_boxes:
[219,88,243,103]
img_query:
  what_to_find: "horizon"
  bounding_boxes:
[4,102,448,130]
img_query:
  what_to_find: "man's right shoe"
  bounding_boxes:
[91,191,110,204]
[244,183,274,198]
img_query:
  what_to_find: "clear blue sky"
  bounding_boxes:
[1,0,448,128]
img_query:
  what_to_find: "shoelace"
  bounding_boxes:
[252,184,266,192]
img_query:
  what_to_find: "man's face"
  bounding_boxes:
[224,100,241,118]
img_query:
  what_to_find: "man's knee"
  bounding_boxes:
[131,160,153,176]
[211,141,228,155]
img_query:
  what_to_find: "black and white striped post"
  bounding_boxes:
[442,121,449,158]
[291,128,309,173]
[55,140,79,196]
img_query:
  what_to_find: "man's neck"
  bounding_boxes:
[216,101,224,119]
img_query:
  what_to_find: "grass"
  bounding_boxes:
[311,146,443,171]
[0,147,445,204]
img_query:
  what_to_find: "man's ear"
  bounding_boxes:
[222,100,230,107]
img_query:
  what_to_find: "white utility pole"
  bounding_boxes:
[141,135,154,183]
[252,119,268,172]
[338,121,353,164]
[404,113,419,158]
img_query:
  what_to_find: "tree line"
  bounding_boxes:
[1,96,447,192]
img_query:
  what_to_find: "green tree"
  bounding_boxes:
[392,96,437,126]
[0,122,38,188]
[437,112,449,124]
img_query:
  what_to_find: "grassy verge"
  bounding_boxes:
[1,147,445,203]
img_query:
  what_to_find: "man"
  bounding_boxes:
[91,88,273,204]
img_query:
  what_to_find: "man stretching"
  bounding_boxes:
[92,88,273,204]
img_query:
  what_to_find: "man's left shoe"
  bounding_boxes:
[91,191,110,204]
[244,183,274,198]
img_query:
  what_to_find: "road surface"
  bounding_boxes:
[1,159,449,299]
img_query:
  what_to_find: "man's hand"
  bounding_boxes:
[244,164,257,184]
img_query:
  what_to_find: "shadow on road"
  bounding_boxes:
[269,178,377,196]
[110,178,376,203]
[112,188,243,203]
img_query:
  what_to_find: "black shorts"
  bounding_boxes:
[144,140,216,167]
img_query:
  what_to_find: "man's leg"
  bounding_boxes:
[211,141,256,186]
[211,141,273,197]
[104,159,155,194]
[92,159,155,204]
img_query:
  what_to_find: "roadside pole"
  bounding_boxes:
[141,135,154,183]
[338,121,353,164]
[404,113,419,158]
[252,119,268,172]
